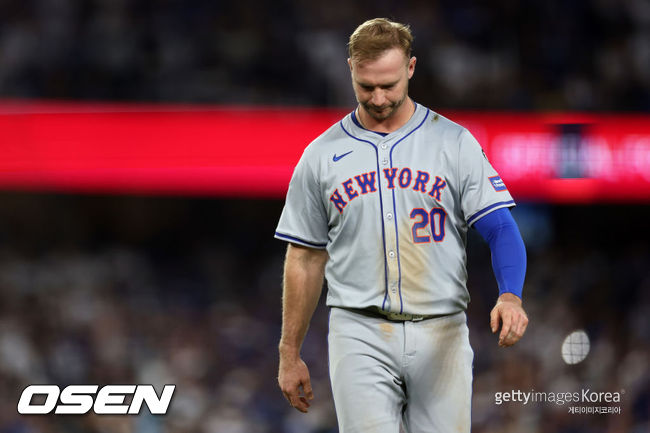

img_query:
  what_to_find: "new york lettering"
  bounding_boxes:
[329,167,447,213]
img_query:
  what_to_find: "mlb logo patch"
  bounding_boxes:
[489,176,508,192]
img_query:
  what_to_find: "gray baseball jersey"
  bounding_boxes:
[275,102,514,316]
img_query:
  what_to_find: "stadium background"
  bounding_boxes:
[0,1,648,433]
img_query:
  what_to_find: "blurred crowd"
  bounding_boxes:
[0,2,649,431]
[0,195,647,433]
[0,0,649,111]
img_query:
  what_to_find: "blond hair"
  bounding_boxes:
[348,18,413,62]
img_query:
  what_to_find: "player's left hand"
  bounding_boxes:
[490,293,528,347]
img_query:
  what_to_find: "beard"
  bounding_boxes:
[360,92,407,121]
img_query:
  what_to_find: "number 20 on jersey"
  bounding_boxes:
[410,207,446,243]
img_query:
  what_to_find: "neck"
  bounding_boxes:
[357,98,415,134]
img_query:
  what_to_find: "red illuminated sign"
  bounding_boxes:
[1,100,649,202]
[452,112,650,202]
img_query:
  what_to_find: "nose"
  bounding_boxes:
[370,89,386,106]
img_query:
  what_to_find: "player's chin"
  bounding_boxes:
[367,106,394,120]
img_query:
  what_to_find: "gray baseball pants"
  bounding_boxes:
[328,307,473,433]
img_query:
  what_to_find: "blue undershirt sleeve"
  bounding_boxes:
[473,207,526,298]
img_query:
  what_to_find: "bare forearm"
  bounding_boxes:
[279,244,328,358]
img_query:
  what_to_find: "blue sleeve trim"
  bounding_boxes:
[467,200,515,226]
[274,232,327,249]
[473,208,526,298]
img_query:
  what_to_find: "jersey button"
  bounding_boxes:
[381,144,387,150]
[388,251,396,258]
[386,213,393,220]
[382,158,389,165]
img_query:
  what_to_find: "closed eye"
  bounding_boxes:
[358,82,398,91]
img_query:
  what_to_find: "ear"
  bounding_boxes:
[407,56,416,79]
[348,58,353,73]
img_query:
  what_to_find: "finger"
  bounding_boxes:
[286,392,308,412]
[499,311,512,344]
[505,328,521,346]
[286,391,299,408]
[503,315,527,347]
[520,314,529,336]
[284,391,296,406]
[513,316,525,339]
[303,378,314,400]
[281,383,301,408]
[284,380,312,412]
[509,313,521,336]
[513,312,526,338]
[490,307,500,333]
[292,396,310,413]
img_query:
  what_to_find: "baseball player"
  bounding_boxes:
[275,18,528,433]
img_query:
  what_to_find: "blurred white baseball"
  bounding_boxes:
[561,330,590,364]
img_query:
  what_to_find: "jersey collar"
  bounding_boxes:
[344,99,426,143]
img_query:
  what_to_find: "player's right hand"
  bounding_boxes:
[278,354,314,413]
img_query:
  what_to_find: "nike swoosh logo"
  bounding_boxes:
[333,150,353,162]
